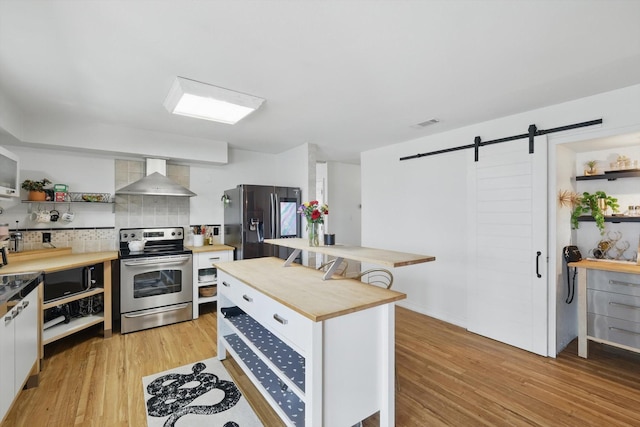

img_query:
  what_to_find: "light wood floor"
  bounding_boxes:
[3,305,640,426]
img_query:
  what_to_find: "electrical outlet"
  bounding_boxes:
[42,232,51,243]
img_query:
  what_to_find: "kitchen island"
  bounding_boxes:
[216,257,406,427]
[265,237,436,279]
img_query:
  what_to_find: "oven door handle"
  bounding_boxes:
[123,303,190,318]
[122,256,191,267]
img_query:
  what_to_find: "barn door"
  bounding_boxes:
[467,136,548,356]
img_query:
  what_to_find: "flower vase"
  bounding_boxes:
[308,222,320,247]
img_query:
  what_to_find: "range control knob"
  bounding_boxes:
[171,232,176,236]
[130,233,136,239]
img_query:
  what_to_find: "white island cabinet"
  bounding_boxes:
[216,257,406,427]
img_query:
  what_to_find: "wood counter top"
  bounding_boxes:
[216,257,406,322]
[0,250,119,274]
[568,259,640,274]
[188,244,234,254]
[265,238,435,267]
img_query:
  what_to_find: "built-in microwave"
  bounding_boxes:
[0,145,19,198]
[44,264,103,303]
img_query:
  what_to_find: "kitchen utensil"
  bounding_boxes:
[31,209,51,223]
[199,286,216,297]
[193,234,204,247]
[61,211,75,223]
[324,233,336,245]
[0,247,8,268]
[50,209,60,222]
[127,239,146,252]
[9,232,22,253]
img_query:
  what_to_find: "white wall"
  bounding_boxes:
[326,162,361,247]
[361,84,640,343]
[0,144,310,232]
[275,143,312,198]
[553,144,578,352]
[190,148,281,226]
[1,146,115,229]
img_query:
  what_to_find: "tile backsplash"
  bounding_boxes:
[114,159,191,230]
[19,228,117,253]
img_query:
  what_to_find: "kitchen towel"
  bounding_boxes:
[143,357,263,427]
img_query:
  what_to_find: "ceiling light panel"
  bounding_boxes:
[164,77,265,125]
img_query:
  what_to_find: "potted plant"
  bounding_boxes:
[21,178,52,201]
[584,160,599,176]
[570,190,619,234]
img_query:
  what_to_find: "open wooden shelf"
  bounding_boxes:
[576,215,640,223]
[576,170,640,181]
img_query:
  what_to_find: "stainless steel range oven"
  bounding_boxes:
[119,227,192,334]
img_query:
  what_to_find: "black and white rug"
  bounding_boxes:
[143,357,264,427]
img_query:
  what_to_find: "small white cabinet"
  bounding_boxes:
[0,285,39,423]
[191,247,232,319]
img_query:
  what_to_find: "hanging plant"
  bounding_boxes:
[570,191,619,235]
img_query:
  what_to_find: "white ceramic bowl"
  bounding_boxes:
[128,240,146,252]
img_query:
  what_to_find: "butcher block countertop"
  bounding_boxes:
[568,259,640,274]
[216,257,406,322]
[264,238,435,267]
[0,247,118,274]
[188,244,234,254]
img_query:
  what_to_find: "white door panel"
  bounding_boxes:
[468,136,548,356]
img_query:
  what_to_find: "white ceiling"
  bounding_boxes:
[1,0,639,164]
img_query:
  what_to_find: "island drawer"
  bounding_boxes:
[218,272,312,353]
[588,312,640,349]
[587,270,640,297]
[587,289,640,323]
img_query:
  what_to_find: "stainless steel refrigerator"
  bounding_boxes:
[223,184,302,261]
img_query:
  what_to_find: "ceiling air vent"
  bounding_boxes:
[412,118,440,129]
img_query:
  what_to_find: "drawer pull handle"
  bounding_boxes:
[22,300,30,309]
[609,302,640,310]
[242,294,253,302]
[273,313,288,325]
[609,326,640,336]
[4,315,11,325]
[222,281,231,287]
[609,280,640,287]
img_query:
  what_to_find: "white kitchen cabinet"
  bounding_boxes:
[191,247,233,319]
[574,264,640,358]
[0,303,16,422]
[0,285,39,423]
[217,257,404,427]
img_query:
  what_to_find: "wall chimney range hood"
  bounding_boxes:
[115,159,196,197]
